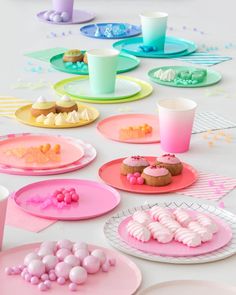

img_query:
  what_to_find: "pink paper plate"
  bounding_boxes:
[13,179,121,220]
[0,134,84,170]
[118,210,232,257]
[0,243,141,295]
[99,157,198,194]
[97,114,160,144]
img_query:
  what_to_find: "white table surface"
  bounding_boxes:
[1,0,236,293]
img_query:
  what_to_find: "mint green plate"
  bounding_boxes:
[50,52,140,75]
[148,66,222,88]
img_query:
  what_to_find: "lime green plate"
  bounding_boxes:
[53,76,153,104]
[50,52,140,75]
[148,66,222,88]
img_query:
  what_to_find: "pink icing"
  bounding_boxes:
[123,156,149,167]
[156,154,181,164]
[143,165,169,177]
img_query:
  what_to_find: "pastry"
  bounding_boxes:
[150,205,174,221]
[141,165,172,186]
[132,210,151,226]
[196,213,218,234]
[120,156,150,176]
[56,96,78,113]
[147,222,173,243]
[31,96,56,117]
[156,154,183,176]
[63,50,84,63]
[188,221,213,242]
[159,216,181,233]
[126,220,151,242]
[174,227,202,247]
[173,208,192,226]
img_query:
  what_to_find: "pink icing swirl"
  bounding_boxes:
[156,154,181,164]
[123,156,149,167]
[143,165,169,177]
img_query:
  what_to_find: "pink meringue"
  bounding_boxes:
[173,208,192,226]
[132,210,151,226]
[196,213,218,234]
[127,220,151,242]
[175,228,201,247]
[159,216,181,233]
[188,221,213,242]
[150,206,173,221]
[147,222,173,243]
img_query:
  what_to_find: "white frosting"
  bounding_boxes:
[188,221,213,242]
[173,208,192,226]
[44,117,55,125]
[80,109,91,121]
[159,216,181,233]
[196,214,218,234]
[55,113,67,126]
[147,222,173,243]
[150,206,173,222]
[132,211,151,226]
[175,228,202,247]
[36,114,46,123]
[36,96,47,103]
[60,95,71,102]
[46,112,56,119]
[127,220,151,242]
[154,69,176,82]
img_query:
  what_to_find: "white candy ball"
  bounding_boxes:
[69,266,87,284]
[24,253,40,266]
[91,249,106,265]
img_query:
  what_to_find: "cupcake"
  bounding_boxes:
[120,156,150,176]
[141,165,172,187]
[83,53,88,64]
[63,49,84,63]
[56,96,78,113]
[31,96,56,117]
[156,154,183,176]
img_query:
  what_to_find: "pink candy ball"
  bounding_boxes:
[74,249,89,261]
[69,283,78,292]
[5,267,12,275]
[55,262,71,279]
[56,248,71,261]
[137,177,144,185]
[69,266,87,284]
[91,249,106,266]
[44,280,51,289]
[57,194,64,202]
[82,255,100,274]
[24,273,32,282]
[127,173,133,180]
[24,252,40,266]
[129,176,137,185]
[31,276,39,285]
[27,260,45,277]
[49,272,57,281]
[41,274,49,281]
[40,241,57,251]
[38,247,54,258]
[65,195,72,204]
[57,239,73,250]
[38,282,47,291]
[102,260,110,272]
[57,277,66,285]
[73,242,88,252]
[64,255,80,267]
[71,194,79,202]
[134,172,141,177]
[42,255,58,271]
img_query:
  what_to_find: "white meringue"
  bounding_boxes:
[132,211,151,226]
[175,227,201,247]
[188,221,213,242]
[147,222,173,243]
[60,95,71,102]
[80,109,91,121]
[154,69,176,82]
[36,114,46,123]
[126,220,151,242]
[173,208,192,226]
[196,214,218,234]
[159,216,181,233]
[150,206,173,222]
[55,113,67,126]
[36,96,47,103]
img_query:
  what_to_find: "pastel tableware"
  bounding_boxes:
[99,156,197,194]
[0,243,142,295]
[140,12,168,49]
[0,185,9,250]
[87,49,119,94]
[52,0,74,19]
[157,98,197,153]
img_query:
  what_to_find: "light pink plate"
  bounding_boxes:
[99,157,198,194]
[0,243,141,295]
[97,114,160,144]
[138,280,236,295]
[0,134,84,170]
[13,179,121,220]
[118,210,232,257]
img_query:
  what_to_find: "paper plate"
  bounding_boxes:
[53,76,153,104]
[0,134,84,170]
[50,52,140,75]
[99,157,197,194]
[80,22,141,39]
[148,66,222,88]
[15,103,99,129]
[13,179,121,220]
[118,210,232,257]
[37,9,95,25]
[64,77,141,100]
[97,114,160,144]
[113,36,197,58]
[0,243,142,295]
[138,280,236,295]
[0,135,96,176]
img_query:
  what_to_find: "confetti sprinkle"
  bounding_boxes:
[218,201,225,209]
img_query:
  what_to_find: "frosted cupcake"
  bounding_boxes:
[120,156,150,176]
[31,96,56,117]
[56,96,78,113]
[156,154,183,176]
[141,165,172,186]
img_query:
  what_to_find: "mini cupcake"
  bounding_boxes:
[63,49,84,63]
[56,96,78,113]
[141,165,172,187]
[31,96,56,117]
[120,156,150,176]
[156,154,183,176]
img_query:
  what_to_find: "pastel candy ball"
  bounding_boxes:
[91,249,106,265]
[53,14,62,23]
[24,252,40,266]
[69,282,78,291]
[38,282,47,291]
[56,248,71,261]
[55,262,71,279]
[42,255,58,271]
[57,276,66,285]
[61,11,70,22]
[69,266,87,284]
[57,194,64,202]
[40,241,57,252]
[24,273,32,282]
[102,260,110,272]
[74,249,89,261]
[71,193,79,202]
[49,272,57,281]
[73,242,88,252]
[65,195,72,204]
[82,255,100,274]
[38,247,54,258]
[43,11,51,20]
[64,255,80,267]
[44,280,51,289]
[137,177,144,185]
[41,273,49,281]
[5,267,13,275]
[27,260,45,277]
[57,239,73,250]
[31,276,39,285]
[130,176,137,185]
[49,13,56,21]
[127,173,133,180]
[134,172,141,177]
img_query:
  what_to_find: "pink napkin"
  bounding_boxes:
[177,171,236,201]
[5,198,57,233]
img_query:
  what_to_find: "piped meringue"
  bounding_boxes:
[147,222,173,243]
[126,220,151,242]
[175,227,202,247]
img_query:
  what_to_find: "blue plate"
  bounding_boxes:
[80,23,141,39]
[113,36,197,58]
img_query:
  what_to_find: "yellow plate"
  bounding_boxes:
[53,75,153,104]
[15,103,100,129]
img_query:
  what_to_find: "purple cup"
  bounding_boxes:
[52,0,74,19]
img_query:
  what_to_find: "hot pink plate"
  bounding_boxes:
[13,179,121,220]
[97,114,160,144]
[99,157,198,194]
[118,210,232,257]
[0,134,84,170]
[0,243,141,295]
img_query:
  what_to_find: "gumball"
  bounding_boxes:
[44,280,51,289]
[56,248,71,261]
[38,247,54,258]
[24,252,40,266]
[5,267,13,275]
[27,260,45,277]
[71,193,79,202]
[91,249,106,265]
[82,255,100,274]
[55,262,71,279]
[24,273,32,282]
[102,260,110,272]
[74,249,89,261]
[73,242,88,252]
[64,255,80,267]
[57,239,73,250]
[134,172,141,178]
[57,194,64,203]
[69,266,87,284]
[31,276,39,285]
[49,12,56,21]
[38,282,47,291]
[69,282,78,292]
[41,273,49,281]
[137,177,144,185]
[43,11,52,21]
[57,276,66,285]
[61,11,70,22]
[129,176,137,185]
[49,271,57,281]
[42,255,58,271]
[127,173,133,180]
[65,194,72,204]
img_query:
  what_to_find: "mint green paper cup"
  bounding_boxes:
[87,49,119,95]
[140,12,168,50]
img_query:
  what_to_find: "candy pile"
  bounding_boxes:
[126,172,144,185]
[43,10,71,23]
[119,124,153,140]
[94,24,132,38]
[202,130,233,147]
[5,240,116,292]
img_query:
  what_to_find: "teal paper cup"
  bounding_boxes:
[87,49,119,95]
[140,12,168,50]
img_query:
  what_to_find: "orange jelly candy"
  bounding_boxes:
[119,123,153,140]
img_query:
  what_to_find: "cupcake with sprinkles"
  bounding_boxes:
[156,154,183,176]
[141,165,172,186]
[120,156,150,176]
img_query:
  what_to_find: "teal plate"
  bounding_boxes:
[148,66,222,88]
[50,52,140,75]
[113,36,197,58]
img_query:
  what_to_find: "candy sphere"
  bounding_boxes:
[57,276,66,285]
[43,11,52,20]
[38,282,47,291]
[38,247,54,258]
[27,260,45,277]
[73,242,88,252]
[44,280,51,289]
[61,11,70,22]
[31,276,39,285]
[127,173,133,180]
[137,177,144,185]
[42,255,58,271]
[49,271,57,281]
[24,252,40,266]
[57,239,73,250]
[41,274,49,281]
[82,255,100,274]
[134,172,141,177]
[53,14,62,23]
[49,12,56,21]
[40,241,57,251]
[74,249,89,261]
[64,255,80,267]
[102,260,110,272]
[69,282,78,292]
[130,176,137,185]
[24,273,32,282]
[69,266,87,284]
[91,249,106,265]
[55,262,71,279]
[5,267,13,275]
[56,248,71,261]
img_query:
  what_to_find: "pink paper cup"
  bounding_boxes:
[52,0,74,19]
[157,98,197,153]
[0,185,9,251]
